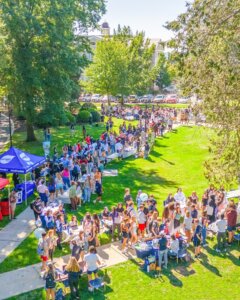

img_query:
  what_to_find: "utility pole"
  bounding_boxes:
[6,97,13,147]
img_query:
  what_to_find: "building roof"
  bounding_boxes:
[102,22,110,29]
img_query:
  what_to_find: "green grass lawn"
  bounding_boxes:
[0,118,136,227]
[0,125,215,273]
[2,125,240,300]
[7,241,240,300]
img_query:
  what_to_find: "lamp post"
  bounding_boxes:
[5,97,13,147]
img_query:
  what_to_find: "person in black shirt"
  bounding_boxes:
[12,173,20,187]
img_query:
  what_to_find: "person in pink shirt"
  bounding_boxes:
[61,168,70,189]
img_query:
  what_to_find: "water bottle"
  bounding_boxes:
[146,258,150,273]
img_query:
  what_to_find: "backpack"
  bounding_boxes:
[37,240,44,255]
[30,201,35,210]
[45,273,56,289]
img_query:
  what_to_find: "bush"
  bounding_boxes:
[34,108,68,128]
[81,103,97,111]
[77,110,91,123]
[65,110,76,124]
[89,109,101,122]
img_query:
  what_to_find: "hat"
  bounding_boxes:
[160,231,165,236]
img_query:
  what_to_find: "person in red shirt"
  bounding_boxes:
[85,135,91,145]
[226,202,237,245]
[77,141,81,152]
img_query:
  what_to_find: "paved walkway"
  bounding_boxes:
[0,242,135,300]
[0,207,35,264]
[0,113,14,150]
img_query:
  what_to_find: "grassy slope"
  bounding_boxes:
[0,126,213,273]
[3,125,240,300]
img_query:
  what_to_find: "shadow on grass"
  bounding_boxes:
[199,252,222,277]
[205,244,240,267]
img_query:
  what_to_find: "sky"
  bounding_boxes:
[98,0,188,40]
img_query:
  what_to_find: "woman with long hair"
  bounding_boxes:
[65,256,82,300]
[55,172,64,197]
[46,230,57,261]
[44,262,57,300]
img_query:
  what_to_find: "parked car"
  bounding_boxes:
[141,94,153,103]
[178,97,190,104]
[153,94,165,103]
[128,95,138,103]
[91,94,101,102]
[83,94,91,102]
[165,94,178,104]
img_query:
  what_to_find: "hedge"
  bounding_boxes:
[77,110,91,123]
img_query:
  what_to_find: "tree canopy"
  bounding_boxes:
[83,26,157,103]
[167,0,240,185]
[0,0,105,141]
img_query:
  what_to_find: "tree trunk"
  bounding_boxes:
[120,95,124,106]
[107,95,111,106]
[26,119,36,142]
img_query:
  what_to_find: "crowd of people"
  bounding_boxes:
[101,104,192,125]
[36,181,240,299]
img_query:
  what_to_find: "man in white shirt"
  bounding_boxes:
[174,188,186,210]
[137,205,147,238]
[169,234,179,254]
[216,214,227,252]
[37,180,48,206]
[84,246,101,288]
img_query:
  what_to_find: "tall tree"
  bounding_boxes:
[83,37,129,105]
[0,0,105,141]
[166,0,240,185]
[155,52,171,91]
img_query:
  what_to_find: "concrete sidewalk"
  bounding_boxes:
[0,207,35,264]
[0,113,14,150]
[0,242,135,300]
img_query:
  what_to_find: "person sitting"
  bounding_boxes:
[84,246,101,291]
[169,234,180,256]
[69,215,78,228]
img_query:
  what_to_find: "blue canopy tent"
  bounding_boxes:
[0,147,45,206]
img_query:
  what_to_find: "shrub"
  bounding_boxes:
[81,103,97,111]
[65,110,76,124]
[89,109,101,122]
[77,110,91,123]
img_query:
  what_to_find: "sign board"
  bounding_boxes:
[226,190,240,199]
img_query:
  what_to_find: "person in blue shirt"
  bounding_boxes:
[158,231,168,269]
[193,219,202,258]
[55,214,64,250]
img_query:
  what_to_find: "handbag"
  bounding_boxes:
[206,205,214,216]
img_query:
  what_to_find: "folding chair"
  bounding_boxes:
[89,277,105,293]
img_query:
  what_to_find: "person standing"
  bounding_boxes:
[43,262,57,300]
[55,214,63,250]
[144,142,150,159]
[158,232,168,269]
[82,125,86,139]
[37,180,49,207]
[12,173,20,188]
[32,197,42,221]
[65,257,82,300]
[9,190,17,220]
[69,181,77,211]
[215,214,227,252]
[192,219,202,258]
[110,206,121,242]
[226,203,237,245]
[137,205,147,238]
[84,246,101,291]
